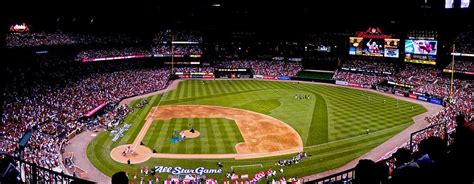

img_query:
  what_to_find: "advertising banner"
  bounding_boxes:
[253,75,263,79]
[263,76,277,80]
[277,76,291,80]
[81,55,151,62]
[395,91,405,96]
[409,93,417,99]
[348,82,363,88]
[177,73,214,79]
[335,80,348,86]
[85,102,107,117]
[202,75,214,79]
[417,95,429,102]
[428,98,443,105]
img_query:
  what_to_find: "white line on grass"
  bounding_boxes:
[304,122,412,149]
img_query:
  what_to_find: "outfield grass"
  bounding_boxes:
[87,80,427,182]
[142,118,244,154]
[297,71,334,80]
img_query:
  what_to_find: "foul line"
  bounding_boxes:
[231,164,263,171]
[303,122,413,149]
[132,89,170,151]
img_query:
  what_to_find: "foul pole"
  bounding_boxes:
[449,44,455,100]
[171,34,175,75]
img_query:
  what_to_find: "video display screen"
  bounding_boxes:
[349,37,363,55]
[384,39,400,58]
[404,54,437,65]
[405,40,438,56]
[349,37,399,58]
[404,39,437,65]
[316,45,331,52]
[361,39,384,57]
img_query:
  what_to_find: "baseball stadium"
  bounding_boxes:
[1,1,474,184]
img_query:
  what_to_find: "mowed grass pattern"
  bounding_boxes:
[161,80,426,144]
[87,80,427,182]
[142,118,244,154]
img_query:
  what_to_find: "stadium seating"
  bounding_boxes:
[453,29,474,54]
[215,60,303,76]
[6,32,143,48]
[3,27,473,183]
[1,63,170,171]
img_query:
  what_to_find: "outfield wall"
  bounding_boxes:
[335,80,444,106]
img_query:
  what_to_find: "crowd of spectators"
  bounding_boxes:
[1,65,171,170]
[355,115,473,184]
[417,84,472,143]
[407,30,438,39]
[275,152,309,167]
[215,60,303,76]
[453,29,474,54]
[6,32,143,48]
[444,60,474,73]
[97,105,132,128]
[7,32,77,48]
[333,70,389,86]
[393,64,440,87]
[76,47,151,60]
[7,31,203,57]
[151,45,203,56]
[151,31,203,56]
[153,30,202,44]
[173,67,214,73]
[151,30,203,56]
[341,60,396,74]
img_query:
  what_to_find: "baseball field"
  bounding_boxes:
[87,80,426,181]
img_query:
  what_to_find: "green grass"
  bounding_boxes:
[87,80,427,182]
[142,118,244,154]
[297,71,334,80]
[240,99,281,114]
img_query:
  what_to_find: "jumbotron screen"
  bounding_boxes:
[405,40,437,56]
[349,37,399,58]
[316,45,331,52]
[384,39,400,58]
[446,0,470,8]
[361,39,384,57]
[404,40,438,65]
[349,37,363,55]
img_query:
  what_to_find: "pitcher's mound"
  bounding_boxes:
[110,145,152,164]
[180,130,200,138]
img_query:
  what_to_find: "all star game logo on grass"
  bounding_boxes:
[154,166,223,175]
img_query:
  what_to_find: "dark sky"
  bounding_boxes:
[4,0,472,33]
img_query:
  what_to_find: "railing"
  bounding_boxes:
[305,121,452,183]
[0,154,94,184]
[305,168,355,184]
[409,122,448,152]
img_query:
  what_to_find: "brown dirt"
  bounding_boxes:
[180,130,201,138]
[110,105,303,163]
[110,145,152,164]
[148,105,304,154]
